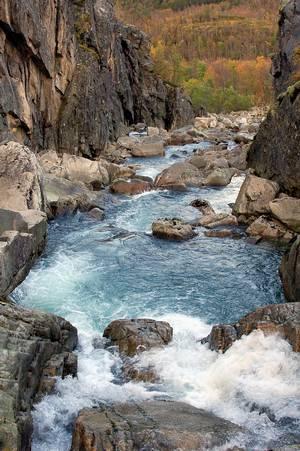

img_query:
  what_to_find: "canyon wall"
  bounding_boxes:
[248,0,300,197]
[0,0,194,158]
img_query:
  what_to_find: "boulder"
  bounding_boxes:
[0,142,45,212]
[280,237,300,302]
[202,303,300,353]
[44,174,103,217]
[147,126,160,136]
[233,175,280,222]
[118,135,165,157]
[103,318,173,357]
[71,401,242,451]
[203,168,235,187]
[269,197,300,233]
[199,213,238,229]
[0,302,78,450]
[155,162,202,189]
[110,179,153,195]
[246,216,295,242]
[204,229,242,239]
[87,208,105,221]
[152,218,197,241]
[0,210,47,297]
[190,199,216,216]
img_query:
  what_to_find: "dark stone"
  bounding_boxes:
[280,236,300,302]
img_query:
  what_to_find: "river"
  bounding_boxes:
[13,141,300,450]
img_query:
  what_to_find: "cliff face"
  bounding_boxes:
[248,0,300,197]
[0,0,193,158]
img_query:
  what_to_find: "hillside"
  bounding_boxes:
[116,0,280,112]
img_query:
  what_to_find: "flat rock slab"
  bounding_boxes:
[103,318,173,357]
[71,400,242,451]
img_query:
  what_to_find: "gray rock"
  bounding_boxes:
[280,237,300,303]
[103,318,173,357]
[0,302,78,450]
[71,400,242,451]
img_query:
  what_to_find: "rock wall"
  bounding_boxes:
[0,0,194,158]
[248,0,300,196]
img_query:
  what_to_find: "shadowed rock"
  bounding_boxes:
[152,218,197,241]
[280,237,300,303]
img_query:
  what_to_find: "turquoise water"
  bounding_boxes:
[14,144,300,450]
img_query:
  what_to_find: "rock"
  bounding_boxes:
[234,133,252,144]
[87,208,105,220]
[199,213,237,229]
[0,0,193,155]
[203,168,235,187]
[269,197,300,233]
[168,127,198,145]
[44,174,103,217]
[0,302,78,450]
[152,218,197,241]
[103,318,173,357]
[123,135,165,158]
[147,126,160,137]
[155,162,202,189]
[246,216,295,242]
[189,155,208,169]
[190,199,216,216]
[71,401,242,451]
[233,175,280,222]
[247,1,300,196]
[110,179,153,195]
[194,115,218,129]
[280,237,300,302]
[122,362,158,383]
[202,303,300,353]
[0,142,45,212]
[0,209,47,297]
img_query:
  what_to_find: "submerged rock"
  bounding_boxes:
[71,400,242,451]
[152,218,197,241]
[233,175,279,223]
[280,237,300,303]
[0,302,78,450]
[202,303,300,353]
[103,318,173,357]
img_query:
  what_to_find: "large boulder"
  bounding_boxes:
[246,216,295,242]
[0,302,78,450]
[118,135,165,157]
[71,401,242,451]
[233,175,280,223]
[110,179,153,195]
[0,209,47,297]
[203,168,235,187]
[103,318,173,357]
[202,303,300,353]
[152,218,197,241]
[43,174,104,218]
[0,142,45,212]
[155,162,202,190]
[280,237,300,303]
[269,197,300,233]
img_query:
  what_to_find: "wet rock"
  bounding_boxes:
[233,175,280,223]
[203,168,236,187]
[0,209,47,297]
[0,302,78,450]
[44,174,103,218]
[152,218,197,241]
[246,216,295,242]
[103,318,173,357]
[87,208,105,221]
[0,142,45,212]
[202,303,300,353]
[280,237,300,303]
[269,197,300,233]
[204,229,242,239]
[71,400,242,451]
[155,162,202,189]
[110,179,153,195]
[199,213,238,229]
[190,199,216,216]
[122,362,158,383]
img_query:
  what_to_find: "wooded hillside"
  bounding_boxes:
[116,0,280,112]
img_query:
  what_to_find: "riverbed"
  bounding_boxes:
[14,142,300,450]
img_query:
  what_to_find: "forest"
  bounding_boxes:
[116,0,280,112]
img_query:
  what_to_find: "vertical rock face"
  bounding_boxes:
[280,236,300,302]
[248,0,300,196]
[0,0,193,157]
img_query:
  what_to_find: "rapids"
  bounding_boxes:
[14,142,300,450]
